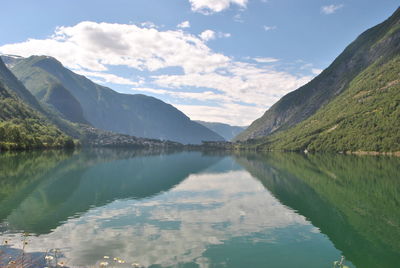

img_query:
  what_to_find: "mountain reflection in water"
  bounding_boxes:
[0,149,398,267]
[236,152,400,268]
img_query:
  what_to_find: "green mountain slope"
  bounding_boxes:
[236,7,400,144]
[195,120,245,141]
[0,56,84,139]
[0,81,74,150]
[41,82,88,124]
[0,57,187,150]
[255,55,400,152]
[6,56,224,144]
[1,56,87,124]
[0,55,43,112]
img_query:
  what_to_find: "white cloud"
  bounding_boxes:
[254,57,279,63]
[199,29,216,41]
[196,30,231,42]
[264,25,277,31]
[311,68,323,75]
[0,21,229,74]
[153,62,311,107]
[219,32,232,38]
[134,87,232,102]
[150,63,311,125]
[199,30,231,41]
[140,21,158,28]
[189,0,248,14]
[0,21,312,125]
[299,63,324,76]
[321,4,344,15]
[132,87,170,95]
[76,70,143,86]
[174,103,266,126]
[177,20,191,28]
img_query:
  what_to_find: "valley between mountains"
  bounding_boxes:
[1,7,399,153]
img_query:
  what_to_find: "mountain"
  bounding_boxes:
[4,55,224,144]
[235,7,400,153]
[0,57,185,150]
[1,54,24,68]
[0,80,74,150]
[195,120,245,141]
[40,82,88,124]
[0,56,76,150]
[0,56,86,140]
[0,55,44,112]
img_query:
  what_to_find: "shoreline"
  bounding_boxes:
[1,143,400,157]
[345,151,400,157]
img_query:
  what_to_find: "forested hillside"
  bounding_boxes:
[236,8,400,150]
[236,8,400,153]
[0,82,74,150]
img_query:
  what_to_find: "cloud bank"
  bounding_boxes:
[0,21,312,125]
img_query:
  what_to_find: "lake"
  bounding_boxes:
[0,149,399,267]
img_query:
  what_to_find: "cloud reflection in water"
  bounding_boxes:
[1,169,315,267]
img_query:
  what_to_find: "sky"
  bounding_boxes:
[0,1,398,126]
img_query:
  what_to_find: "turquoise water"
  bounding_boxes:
[0,149,399,267]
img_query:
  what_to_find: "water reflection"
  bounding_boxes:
[0,149,221,234]
[1,150,398,267]
[236,152,400,268]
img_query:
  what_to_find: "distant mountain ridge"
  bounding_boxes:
[236,7,400,145]
[4,55,224,144]
[195,120,246,141]
[236,7,400,153]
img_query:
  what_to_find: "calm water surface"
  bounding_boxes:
[0,149,399,267]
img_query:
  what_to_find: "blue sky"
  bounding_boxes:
[0,0,398,125]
